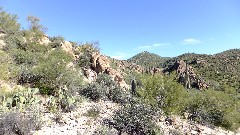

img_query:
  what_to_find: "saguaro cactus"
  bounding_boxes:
[184,60,191,89]
[131,79,137,95]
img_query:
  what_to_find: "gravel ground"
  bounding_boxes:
[32,100,240,135]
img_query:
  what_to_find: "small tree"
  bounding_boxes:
[25,16,47,42]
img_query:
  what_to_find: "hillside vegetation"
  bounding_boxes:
[128,51,170,69]
[0,8,240,135]
[162,50,240,91]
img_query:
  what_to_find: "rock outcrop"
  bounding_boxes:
[60,41,75,57]
[145,67,163,75]
[92,53,111,74]
[88,52,129,89]
[0,33,6,50]
[165,60,209,90]
[39,35,51,45]
[82,68,97,82]
[0,39,5,50]
[115,60,144,73]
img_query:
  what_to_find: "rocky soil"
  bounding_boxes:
[32,100,240,135]
[33,100,119,135]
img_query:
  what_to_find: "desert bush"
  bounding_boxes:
[49,36,65,48]
[0,50,19,81]
[55,69,83,94]
[160,76,188,114]
[32,49,73,94]
[0,8,21,34]
[185,89,240,130]
[96,73,128,103]
[137,74,187,114]
[96,73,116,87]
[137,74,164,107]
[0,111,42,135]
[84,106,100,118]
[25,16,47,43]
[94,125,118,135]
[80,83,106,101]
[0,8,24,50]
[80,73,128,103]
[113,97,159,135]
[76,42,100,68]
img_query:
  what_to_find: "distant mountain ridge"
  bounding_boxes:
[128,49,240,90]
[127,51,170,69]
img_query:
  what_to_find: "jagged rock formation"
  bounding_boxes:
[165,60,209,90]
[90,52,129,89]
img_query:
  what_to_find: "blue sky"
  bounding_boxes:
[1,0,240,59]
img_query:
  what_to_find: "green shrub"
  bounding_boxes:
[0,50,19,81]
[96,73,128,103]
[55,69,83,95]
[185,89,240,130]
[137,73,240,130]
[25,16,47,43]
[0,8,23,50]
[96,73,116,87]
[160,76,188,114]
[113,97,159,135]
[76,42,100,68]
[80,83,106,101]
[32,49,73,94]
[137,74,164,107]
[49,36,65,48]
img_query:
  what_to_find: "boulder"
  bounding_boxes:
[95,55,110,73]
[105,67,129,89]
[61,41,74,57]
[82,68,97,82]
[0,39,5,50]
[39,35,51,45]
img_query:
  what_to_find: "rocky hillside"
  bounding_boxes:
[162,49,240,90]
[0,8,240,135]
[129,49,240,90]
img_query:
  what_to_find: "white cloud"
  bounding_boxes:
[137,45,152,49]
[111,55,125,59]
[183,38,201,45]
[110,52,129,60]
[137,43,170,50]
[152,43,167,47]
